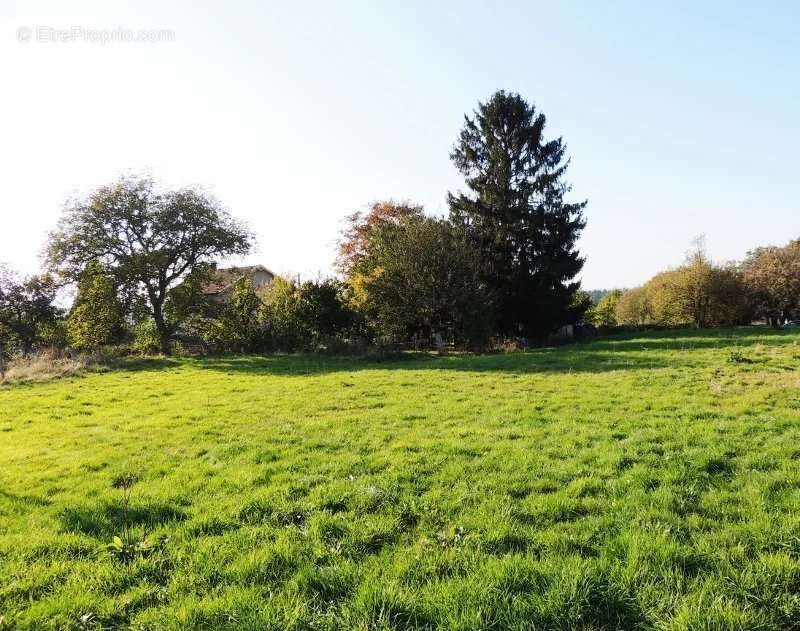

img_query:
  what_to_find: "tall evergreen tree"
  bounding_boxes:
[449,90,587,336]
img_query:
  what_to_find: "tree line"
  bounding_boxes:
[585,238,800,330]
[1,90,590,357]
[6,90,793,361]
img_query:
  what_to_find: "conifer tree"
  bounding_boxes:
[449,90,587,336]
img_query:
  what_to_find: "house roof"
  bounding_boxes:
[202,265,275,295]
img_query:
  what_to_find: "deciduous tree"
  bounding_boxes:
[0,268,61,356]
[46,176,252,353]
[591,290,622,328]
[615,286,652,326]
[645,244,750,328]
[337,201,423,276]
[742,240,800,325]
[350,214,493,347]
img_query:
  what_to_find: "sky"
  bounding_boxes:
[1,1,798,289]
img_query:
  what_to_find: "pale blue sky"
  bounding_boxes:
[2,1,798,288]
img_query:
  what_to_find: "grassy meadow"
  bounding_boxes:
[2,328,800,630]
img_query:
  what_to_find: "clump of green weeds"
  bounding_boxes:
[103,470,168,562]
[728,350,755,364]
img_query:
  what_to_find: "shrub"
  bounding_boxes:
[132,320,161,355]
[202,276,268,353]
[258,277,355,352]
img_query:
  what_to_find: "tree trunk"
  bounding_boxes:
[158,330,171,355]
[151,302,171,355]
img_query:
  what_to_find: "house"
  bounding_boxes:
[202,265,276,301]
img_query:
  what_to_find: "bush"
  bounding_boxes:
[259,277,356,353]
[132,320,161,355]
[202,276,269,353]
[261,277,306,352]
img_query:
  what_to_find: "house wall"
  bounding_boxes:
[251,270,273,289]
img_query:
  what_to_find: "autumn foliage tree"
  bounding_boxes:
[742,239,800,325]
[616,242,751,328]
[615,286,652,326]
[337,201,424,277]
[339,205,492,347]
[590,290,622,328]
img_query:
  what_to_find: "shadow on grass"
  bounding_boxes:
[590,326,795,352]
[108,356,183,373]
[0,489,51,508]
[60,501,186,537]
[103,326,797,379]
[187,345,681,377]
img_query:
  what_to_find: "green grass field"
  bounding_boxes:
[2,328,800,630]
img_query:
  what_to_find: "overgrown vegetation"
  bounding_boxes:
[0,349,110,383]
[2,328,800,629]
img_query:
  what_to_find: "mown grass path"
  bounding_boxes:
[2,328,800,629]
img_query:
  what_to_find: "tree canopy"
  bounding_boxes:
[343,207,493,348]
[0,268,61,356]
[337,201,423,277]
[46,176,252,353]
[615,242,751,328]
[742,240,800,325]
[590,290,622,328]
